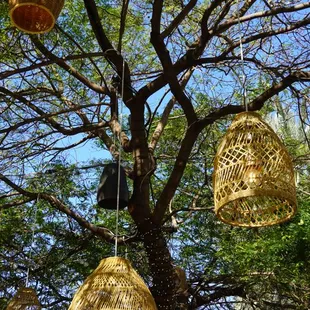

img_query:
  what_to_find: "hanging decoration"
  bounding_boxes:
[6,197,41,309]
[68,256,157,310]
[6,287,41,310]
[74,57,154,309]
[97,163,129,210]
[213,111,297,227]
[8,0,65,34]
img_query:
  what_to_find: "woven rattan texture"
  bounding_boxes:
[6,287,41,310]
[214,112,297,227]
[68,257,157,310]
[9,0,65,34]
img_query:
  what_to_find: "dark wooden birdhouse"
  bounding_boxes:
[97,163,129,210]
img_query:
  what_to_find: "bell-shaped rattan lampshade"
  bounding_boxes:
[213,111,297,227]
[68,256,157,310]
[6,287,41,310]
[9,0,65,34]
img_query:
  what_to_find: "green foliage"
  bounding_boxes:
[158,103,310,308]
[0,0,310,309]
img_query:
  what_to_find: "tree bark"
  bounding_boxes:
[143,227,176,310]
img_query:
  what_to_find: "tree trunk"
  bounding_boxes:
[144,227,177,310]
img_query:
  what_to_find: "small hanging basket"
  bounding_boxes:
[6,287,41,310]
[68,257,157,310]
[213,112,297,227]
[9,0,65,34]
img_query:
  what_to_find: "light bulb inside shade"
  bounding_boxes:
[245,165,263,188]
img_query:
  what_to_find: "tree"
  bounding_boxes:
[1,0,310,309]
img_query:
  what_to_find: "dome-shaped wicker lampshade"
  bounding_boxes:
[68,257,157,310]
[6,287,41,310]
[9,0,65,34]
[213,111,297,227]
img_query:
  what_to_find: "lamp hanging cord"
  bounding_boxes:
[25,195,39,287]
[236,0,248,112]
[114,57,126,257]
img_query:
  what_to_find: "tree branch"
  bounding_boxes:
[160,0,198,39]
[82,0,133,103]
[0,52,106,80]
[154,123,201,224]
[0,198,34,210]
[31,36,108,95]
[151,0,197,124]
[0,173,135,244]
[149,68,194,152]
[222,17,310,57]
[0,87,108,136]
[118,0,130,52]
[0,102,108,135]
[216,1,310,34]
[193,71,310,128]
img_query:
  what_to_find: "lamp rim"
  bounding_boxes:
[233,110,261,119]
[216,188,297,208]
[215,190,297,227]
[216,210,297,227]
[101,256,130,264]
[9,2,56,34]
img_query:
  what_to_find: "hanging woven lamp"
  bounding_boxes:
[68,256,157,310]
[213,111,297,227]
[8,0,65,34]
[97,163,129,210]
[6,287,41,310]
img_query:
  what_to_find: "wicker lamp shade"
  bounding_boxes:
[213,112,297,227]
[68,257,157,310]
[9,0,65,34]
[6,287,41,310]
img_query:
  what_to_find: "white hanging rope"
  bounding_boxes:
[114,57,126,257]
[124,236,128,259]
[236,0,248,112]
[25,195,39,287]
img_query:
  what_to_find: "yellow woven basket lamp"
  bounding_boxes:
[6,287,41,310]
[68,257,157,310]
[213,112,297,227]
[9,0,65,34]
